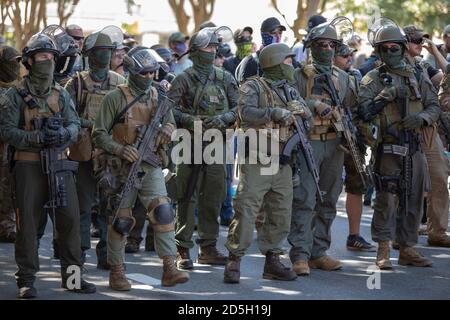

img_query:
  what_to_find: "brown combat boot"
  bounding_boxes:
[376,240,392,270]
[198,245,228,265]
[263,252,297,281]
[162,256,190,287]
[398,246,433,267]
[109,264,131,291]
[293,260,310,276]
[176,246,194,270]
[223,254,241,284]
[427,233,450,248]
[308,255,342,271]
[391,239,400,250]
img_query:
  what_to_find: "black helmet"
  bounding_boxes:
[124,46,168,75]
[22,32,60,69]
[303,16,353,48]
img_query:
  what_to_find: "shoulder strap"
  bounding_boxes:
[250,77,275,107]
[15,81,39,109]
[108,87,146,133]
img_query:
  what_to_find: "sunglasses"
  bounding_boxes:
[380,44,401,53]
[72,36,84,41]
[315,41,337,49]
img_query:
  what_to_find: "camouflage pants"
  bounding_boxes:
[344,153,367,195]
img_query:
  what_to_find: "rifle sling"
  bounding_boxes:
[108,92,146,133]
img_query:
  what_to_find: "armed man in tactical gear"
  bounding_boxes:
[402,25,450,248]
[0,45,21,243]
[224,43,312,283]
[92,47,189,290]
[0,30,96,299]
[65,26,126,269]
[358,18,441,269]
[166,26,239,270]
[288,17,358,275]
[333,43,376,252]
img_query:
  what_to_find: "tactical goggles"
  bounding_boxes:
[380,44,402,53]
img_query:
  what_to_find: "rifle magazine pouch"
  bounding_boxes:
[69,128,93,162]
[147,196,174,233]
[112,208,136,236]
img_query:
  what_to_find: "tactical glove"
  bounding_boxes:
[203,114,228,130]
[155,124,175,148]
[287,100,312,120]
[401,114,424,130]
[271,107,293,126]
[116,145,140,163]
[314,101,333,119]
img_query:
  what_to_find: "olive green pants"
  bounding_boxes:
[175,163,226,249]
[371,152,426,247]
[422,133,450,238]
[107,166,176,266]
[225,163,293,257]
[13,161,81,287]
[288,139,345,262]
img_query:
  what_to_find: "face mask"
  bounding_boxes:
[88,49,111,82]
[263,63,294,82]
[261,32,275,47]
[311,44,334,67]
[0,60,20,83]
[174,42,187,56]
[89,49,112,68]
[236,43,253,60]
[129,73,152,95]
[280,63,295,82]
[379,46,406,70]
[191,50,215,76]
[29,59,55,95]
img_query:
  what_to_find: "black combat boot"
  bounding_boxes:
[223,253,241,284]
[176,246,194,270]
[62,277,97,294]
[263,252,297,281]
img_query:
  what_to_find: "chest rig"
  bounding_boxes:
[112,85,157,146]
[69,71,123,161]
[14,80,62,161]
[302,65,343,137]
[378,65,424,145]
[184,67,230,119]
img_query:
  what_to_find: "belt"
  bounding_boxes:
[382,144,408,156]
[14,151,67,161]
[310,132,337,141]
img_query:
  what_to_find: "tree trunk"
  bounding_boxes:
[189,0,215,32]
[56,0,80,27]
[168,0,190,35]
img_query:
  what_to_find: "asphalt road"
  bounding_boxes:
[1,193,449,300]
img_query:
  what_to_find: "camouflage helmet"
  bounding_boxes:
[303,16,353,48]
[82,25,123,55]
[259,43,295,69]
[124,46,169,75]
[189,26,233,52]
[22,33,60,69]
[368,17,407,47]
